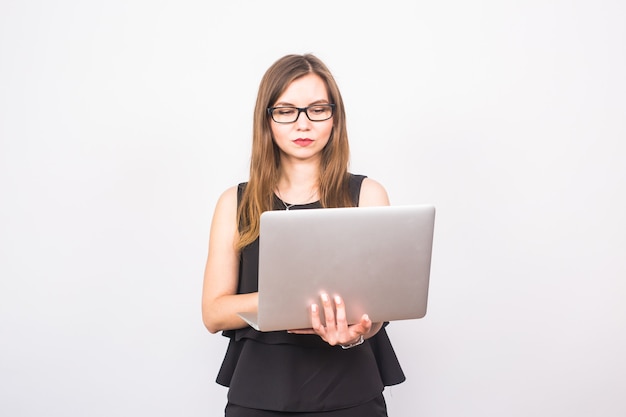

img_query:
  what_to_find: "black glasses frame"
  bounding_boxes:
[267,104,335,124]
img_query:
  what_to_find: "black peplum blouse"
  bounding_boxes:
[215,174,406,412]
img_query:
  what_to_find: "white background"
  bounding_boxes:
[1,1,625,416]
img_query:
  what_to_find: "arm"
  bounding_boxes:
[201,186,257,334]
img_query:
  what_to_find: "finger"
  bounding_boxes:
[309,303,326,336]
[359,313,372,333]
[321,293,336,330]
[288,328,316,334]
[334,295,348,330]
[348,314,372,337]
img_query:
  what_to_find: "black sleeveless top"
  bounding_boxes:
[216,174,405,412]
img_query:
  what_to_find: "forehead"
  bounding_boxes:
[275,73,329,105]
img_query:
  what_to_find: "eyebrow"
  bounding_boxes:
[272,99,330,107]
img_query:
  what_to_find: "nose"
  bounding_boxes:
[295,109,312,129]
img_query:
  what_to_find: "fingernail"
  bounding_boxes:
[311,304,318,313]
[321,293,328,302]
[334,295,341,304]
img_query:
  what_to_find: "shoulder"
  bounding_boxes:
[213,186,239,219]
[219,185,239,204]
[208,186,240,244]
[359,177,390,207]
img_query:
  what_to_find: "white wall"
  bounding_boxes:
[1,1,625,416]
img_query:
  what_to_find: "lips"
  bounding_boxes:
[293,138,314,146]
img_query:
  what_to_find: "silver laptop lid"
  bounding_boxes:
[248,204,435,332]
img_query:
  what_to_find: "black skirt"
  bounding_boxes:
[225,393,388,417]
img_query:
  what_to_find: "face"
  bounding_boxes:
[269,73,334,163]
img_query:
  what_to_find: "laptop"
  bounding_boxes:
[237,204,436,332]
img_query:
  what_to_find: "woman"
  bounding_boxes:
[202,54,405,416]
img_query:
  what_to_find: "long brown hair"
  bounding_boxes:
[236,54,353,249]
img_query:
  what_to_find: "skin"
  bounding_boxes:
[202,73,390,346]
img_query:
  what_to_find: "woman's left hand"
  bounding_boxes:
[289,293,371,346]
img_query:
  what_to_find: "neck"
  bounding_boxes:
[276,158,320,204]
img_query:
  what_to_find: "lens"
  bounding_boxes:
[273,107,298,123]
[307,105,333,121]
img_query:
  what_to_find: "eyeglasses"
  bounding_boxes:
[267,104,335,124]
